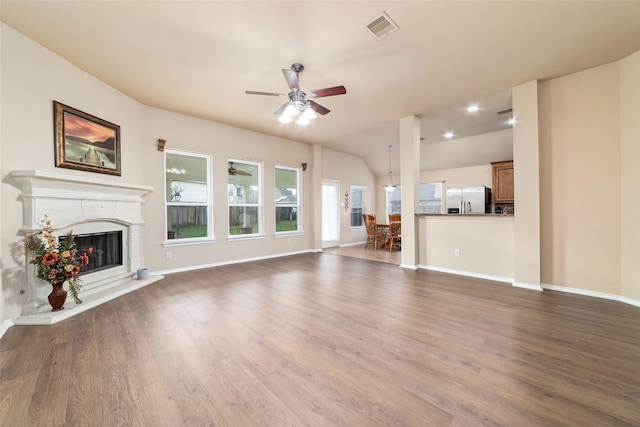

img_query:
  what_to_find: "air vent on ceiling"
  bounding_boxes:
[497,108,513,115]
[365,12,399,40]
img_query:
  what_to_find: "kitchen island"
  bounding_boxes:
[415,213,514,283]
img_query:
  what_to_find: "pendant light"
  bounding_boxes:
[383,144,397,192]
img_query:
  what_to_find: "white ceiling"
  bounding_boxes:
[2,1,639,176]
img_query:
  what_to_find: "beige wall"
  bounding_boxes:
[321,148,376,245]
[417,216,514,280]
[1,24,147,323]
[539,62,622,294]
[620,50,640,301]
[141,106,315,272]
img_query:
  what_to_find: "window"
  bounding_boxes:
[386,186,401,217]
[165,150,211,241]
[275,166,300,233]
[418,182,443,213]
[228,160,261,236]
[384,182,444,215]
[350,185,365,227]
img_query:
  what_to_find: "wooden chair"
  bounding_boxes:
[363,213,385,250]
[389,213,401,223]
[387,216,401,252]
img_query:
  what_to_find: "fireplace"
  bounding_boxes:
[62,230,123,275]
[11,170,160,322]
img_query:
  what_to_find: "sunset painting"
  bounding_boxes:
[54,102,121,176]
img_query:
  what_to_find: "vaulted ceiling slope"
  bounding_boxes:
[2,1,639,174]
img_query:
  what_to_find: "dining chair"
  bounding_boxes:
[389,213,401,223]
[363,213,385,250]
[387,215,401,252]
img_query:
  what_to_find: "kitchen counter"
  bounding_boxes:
[416,213,514,218]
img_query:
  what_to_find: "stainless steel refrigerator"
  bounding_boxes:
[446,186,491,214]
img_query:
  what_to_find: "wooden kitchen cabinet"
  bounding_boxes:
[492,160,514,203]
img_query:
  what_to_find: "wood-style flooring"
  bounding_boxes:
[323,244,401,265]
[1,252,640,426]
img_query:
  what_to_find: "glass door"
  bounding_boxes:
[322,180,340,248]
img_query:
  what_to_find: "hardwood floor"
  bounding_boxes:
[2,253,640,426]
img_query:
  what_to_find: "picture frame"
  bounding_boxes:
[54,101,121,176]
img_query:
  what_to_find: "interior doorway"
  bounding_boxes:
[321,180,340,248]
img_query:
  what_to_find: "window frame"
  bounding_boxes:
[227,158,262,238]
[350,185,366,228]
[275,165,302,235]
[164,149,213,244]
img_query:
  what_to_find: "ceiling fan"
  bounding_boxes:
[245,63,346,125]
[228,162,252,176]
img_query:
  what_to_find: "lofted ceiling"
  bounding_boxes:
[2,1,639,176]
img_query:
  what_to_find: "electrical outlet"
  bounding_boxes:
[165,251,172,259]
[454,249,460,257]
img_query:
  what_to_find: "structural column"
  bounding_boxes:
[512,81,542,290]
[399,115,420,269]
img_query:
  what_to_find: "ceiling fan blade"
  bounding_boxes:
[282,68,299,91]
[308,100,330,115]
[235,170,252,176]
[307,85,347,99]
[245,90,286,97]
[274,102,289,115]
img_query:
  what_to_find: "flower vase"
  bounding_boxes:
[48,281,67,311]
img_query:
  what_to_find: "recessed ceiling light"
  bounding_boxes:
[508,118,516,125]
[444,132,454,139]
[467,105,479,113]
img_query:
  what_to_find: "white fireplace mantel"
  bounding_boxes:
[10,170,162,325]
[10,169,153,231]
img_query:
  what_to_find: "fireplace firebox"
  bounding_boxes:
[61,231,123,274]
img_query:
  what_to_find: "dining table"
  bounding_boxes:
[376,223,390,248]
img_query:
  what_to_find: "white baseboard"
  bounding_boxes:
[513,281,543,291]
[542,283,640,307]
[416,267,639,306]
[0,319,14,339]
[154,249,314,276]
[417,264,513,284]
[400,263,418,270]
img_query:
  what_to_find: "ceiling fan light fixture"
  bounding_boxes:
[278,114,293,123]
[283,104,298,117]
[296,116,311,126]
[301,106,317,120]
